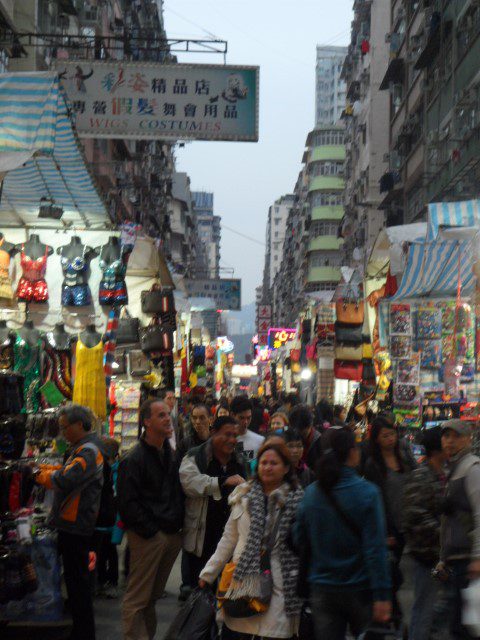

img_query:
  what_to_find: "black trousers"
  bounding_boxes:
[97,532,119,586]
[310,587,372,640]
[58,531,96,640]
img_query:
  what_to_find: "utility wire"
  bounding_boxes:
[164,4,221,40]
[222,224,265,247]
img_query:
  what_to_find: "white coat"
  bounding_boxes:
[200,482,299,639]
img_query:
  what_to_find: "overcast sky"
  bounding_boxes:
[164,0,353,305]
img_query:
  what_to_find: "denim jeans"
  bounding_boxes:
[310,586,372,640]
[429,559,475,639]
[409,559,439,640]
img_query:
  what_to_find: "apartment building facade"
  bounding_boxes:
[341,0,391,272]
[192,192,222,279]
[316,46,348,126]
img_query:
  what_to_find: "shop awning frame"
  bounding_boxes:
[0,71,108,229]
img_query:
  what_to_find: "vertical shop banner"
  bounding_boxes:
[56,61,259,142]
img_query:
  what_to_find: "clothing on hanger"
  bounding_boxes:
[72,338,107,419]
[16,245,49,303]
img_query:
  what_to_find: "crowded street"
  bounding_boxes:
[2,1,480,640]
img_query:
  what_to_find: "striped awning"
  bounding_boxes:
[393,236,478,299]
[427,200,480,240]
[0,71,108,228]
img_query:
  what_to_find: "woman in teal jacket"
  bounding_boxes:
[294,427,392,639]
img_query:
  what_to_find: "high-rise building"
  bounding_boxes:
[192,192,222,279]
[315,46,348,126]
[262,194,295,298]
[341,0,391,272]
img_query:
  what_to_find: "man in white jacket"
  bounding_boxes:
[180,416,248,589]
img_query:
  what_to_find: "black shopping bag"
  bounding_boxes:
[163,587,219,640]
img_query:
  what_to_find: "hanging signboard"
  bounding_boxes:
[268,328,296,350]
[185,278,241,311]
[56,61,259,142]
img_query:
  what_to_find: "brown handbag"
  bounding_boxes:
[336,300,364,325]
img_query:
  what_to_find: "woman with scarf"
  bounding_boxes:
[199,441,304,639]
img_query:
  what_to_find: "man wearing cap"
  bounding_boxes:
[430,419,480,639]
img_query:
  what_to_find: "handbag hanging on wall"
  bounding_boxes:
[336,300,364,325]
[140,317,173,355]
[141,283,175,315]
[116,307,140,345]
[335,344,363,362]
[334,360,363,381]
[335,322,363,344]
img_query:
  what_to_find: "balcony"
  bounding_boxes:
[307,267,342,284]
[308,236,343,252]
[310,146,346,162]
[311,205,344,221]
[309,176,344,192]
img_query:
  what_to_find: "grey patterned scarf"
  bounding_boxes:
[227,480,304,617]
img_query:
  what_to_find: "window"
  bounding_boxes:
[274,232,279,238]
[274,217,281,225]
[310,251,342,267]
[311,221,339,236]
[312,130,345,146]
[311,192,344,207]
[310,161,344,177]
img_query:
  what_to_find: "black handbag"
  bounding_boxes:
[141,284,175,315]
[335,322,363,345]
[140,317,173,355]
[129,350,151,377]
[116,308,140,345]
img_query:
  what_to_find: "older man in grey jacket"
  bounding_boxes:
[179,415,247,590]
[430,420,480,639]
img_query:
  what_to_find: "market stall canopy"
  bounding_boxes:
[392,234,479,299]
[0,71,108,228]
[427,200,480,240]
[127,236,174,287]
[367,223,427,278]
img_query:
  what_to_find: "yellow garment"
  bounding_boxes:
[73,339,106,419]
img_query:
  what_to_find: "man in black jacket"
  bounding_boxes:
[117,399,184,640]
[289,404,323,471]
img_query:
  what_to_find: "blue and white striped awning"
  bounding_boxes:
[428,200,480,240]
[393,236,478,299]
[0,71,108,228]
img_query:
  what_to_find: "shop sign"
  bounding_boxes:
[268,328,296,350]
[184,278,241,311]
[257,319,270,333]
[56,61,259,142]
[258,305,271,319]
[231,364,257,378]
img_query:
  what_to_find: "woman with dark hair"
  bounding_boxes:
[199,441,304,639]
[294,427,391,639]
[362,415,416,625]
[314,399,334,431]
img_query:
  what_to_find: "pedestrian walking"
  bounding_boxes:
[402,427,446,640]
[429,420,480,639]
[176,402,212,461]
[180,416,247,590]
[289,404,322,471]
[363,414,416,624]
[199,441,304,639]
[284,429,315,488]
[269,411,289,435]
[117,399,184,640]
[294,427,391,640]
[32,404,104,640]
[230,395,265,463]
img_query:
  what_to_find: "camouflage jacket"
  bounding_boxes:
[402,463,444,566]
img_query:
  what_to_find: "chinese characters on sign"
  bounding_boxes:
[184,278,241,311]
[57,62,259,142]
[267,328,296,350]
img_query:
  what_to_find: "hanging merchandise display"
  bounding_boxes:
[16,236,53,304]
[14,322,42,414]
[72,325,107,419]
[41,324,73,409]
[98,237,130,306]
[58,236,98,307]
[0,234,17,300]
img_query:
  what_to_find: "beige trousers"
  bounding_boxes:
[122,529,182,640]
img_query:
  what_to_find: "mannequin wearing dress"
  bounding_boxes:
[0,234,18,300]
[42,323,73,408]
[13,320,42,413]
[97,236,129,306]
[15,235,52,303]
[73,324,106,419]
[58,236,98,307]
[0,320,15,370]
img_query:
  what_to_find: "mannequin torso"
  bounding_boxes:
[46,323,73,351]
[98,236,129,306]
[80,324,103,348]
[16,234,53,260]
[58,236,98,286]
[0,320,15,370]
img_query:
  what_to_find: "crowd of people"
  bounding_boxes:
[29,391,480,640]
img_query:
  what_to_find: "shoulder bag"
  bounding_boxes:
[334,360,363,381]
[335,344,363,362]
[218,509,284,618]
[336,299,364,325]
[116,307,140,345]
[140,317,173,355]
[141,283,175,315]
[335,322,363,344]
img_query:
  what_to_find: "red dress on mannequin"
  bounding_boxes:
[17,245,49,302]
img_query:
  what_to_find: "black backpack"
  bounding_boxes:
[96,458,117,528]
